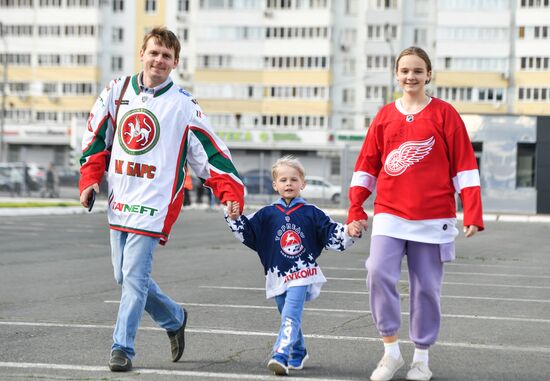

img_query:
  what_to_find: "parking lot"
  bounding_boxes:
[0,210,549,380]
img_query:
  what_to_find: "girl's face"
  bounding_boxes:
[272,164,305,203]
[395,54,432,96]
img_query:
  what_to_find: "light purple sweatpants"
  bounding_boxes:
[367,235,445,349]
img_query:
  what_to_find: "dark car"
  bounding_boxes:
[58,167,80,186]
[0,171,12,192]
[241,173,275,195]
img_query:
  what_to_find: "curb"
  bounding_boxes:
[0,201,549,223]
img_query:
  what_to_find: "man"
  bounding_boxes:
[45,163,58,198]
[79,27,244,372]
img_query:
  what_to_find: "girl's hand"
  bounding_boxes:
[463,225,479,238]
[226,201,241,220]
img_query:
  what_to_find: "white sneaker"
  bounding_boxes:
[370,354,405,381]
[406,361,432,381]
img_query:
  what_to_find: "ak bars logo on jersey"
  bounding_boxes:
[118,109,160,155]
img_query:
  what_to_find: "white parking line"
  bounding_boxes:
[325,277,550,290]
[1,321,549,354]
[199,286,550,303]
[102,301,550,324]
[324,263,549,271]
[0,361,351,380]
[322,267,550,280]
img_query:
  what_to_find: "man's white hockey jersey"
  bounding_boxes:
[80,74,244,244]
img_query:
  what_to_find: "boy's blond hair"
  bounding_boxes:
[271,155,306,180]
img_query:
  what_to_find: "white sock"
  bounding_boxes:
[412,348,429,365]
[383,341,401,360]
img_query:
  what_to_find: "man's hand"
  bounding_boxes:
[225,201,240,220]
[80,184,100,208]
[463,225,479,238]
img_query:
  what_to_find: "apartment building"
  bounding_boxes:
[0,0,100,164]
[0,0,549,212]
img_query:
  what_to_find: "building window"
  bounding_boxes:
[178,0,189,11]
[342,58,355,75]
[61,82,94,95]
[342,88,355,104]
[518,26,525,39]
[365,85,387,101]
[415,0,429,14]
[375,0,397,9]
[472,142,483,172]
[113,0,123,12]
[330,156,340,176]
[364,116,372,129]
[478,88,504,102]
[516,143,536,188]
[520,0,550,7]
[112,27,124,43]
[414,28,427,45]
[345,0,357,14]
[39,0,62,6]
[36,111,58,122]
[0,53,32,66]
[111,56,123,71]
[178,28,188,42]
[145,0,156,12]
[43,82,58,95]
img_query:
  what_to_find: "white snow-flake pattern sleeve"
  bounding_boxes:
[224,212,245,243]
[325,223,356,252]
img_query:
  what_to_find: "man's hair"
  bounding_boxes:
[141,26,181,58]
[272,155,306,180]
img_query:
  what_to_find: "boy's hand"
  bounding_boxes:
[226,201,241,220]
[347,220,366,238]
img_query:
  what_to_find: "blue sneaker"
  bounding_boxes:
[288,350,309,370]
[267,353,289,376]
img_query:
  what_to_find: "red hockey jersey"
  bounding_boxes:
[347,97,483,243]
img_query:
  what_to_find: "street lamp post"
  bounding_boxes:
[384,23,395,104]
[0,22,7,162]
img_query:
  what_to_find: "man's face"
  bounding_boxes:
[139,37,179,87]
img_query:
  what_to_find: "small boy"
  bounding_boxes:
[226,155,363,376]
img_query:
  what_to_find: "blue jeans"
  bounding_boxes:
[273,285,308,360]
[110,230,184,359]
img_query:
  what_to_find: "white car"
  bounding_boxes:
[302,176,341,204]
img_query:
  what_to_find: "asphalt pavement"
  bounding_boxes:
[0,208,549,381]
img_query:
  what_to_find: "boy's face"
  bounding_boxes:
[272,164,305,203]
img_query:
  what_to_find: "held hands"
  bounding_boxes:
[226,201,241,220]
[463,225,479,238]
[80,183,99,208]
[347,219,368,238]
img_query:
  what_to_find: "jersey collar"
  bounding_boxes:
[132,72,174,97]
[274,197,306,208]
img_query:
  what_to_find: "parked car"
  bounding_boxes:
[0,162,45,193]
[301,176,341,204]
[0,169,12,192]
[58,167,80,187]
[241,170,275,195]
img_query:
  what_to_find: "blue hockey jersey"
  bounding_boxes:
[225,198,356,300]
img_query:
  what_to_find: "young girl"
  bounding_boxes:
[347,47,484,381]
[226,155,362,376]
